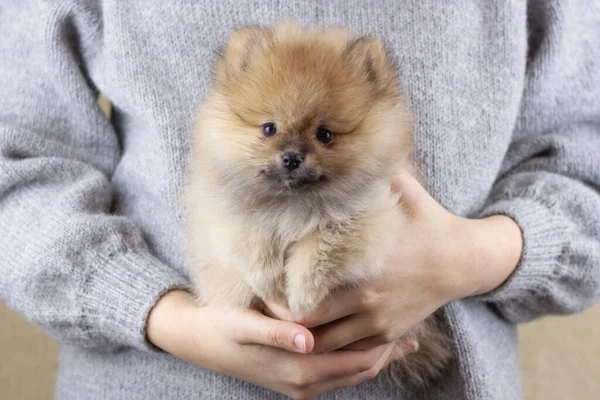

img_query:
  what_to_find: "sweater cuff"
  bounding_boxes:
[472,197,571,321]
[81,248,190,351]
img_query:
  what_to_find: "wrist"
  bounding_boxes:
[467,215,524,297]
[146,289,199,351]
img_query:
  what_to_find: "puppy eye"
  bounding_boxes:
[316,128,333,144]
[262,122,277,137]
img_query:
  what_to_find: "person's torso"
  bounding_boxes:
[57,1,526,399]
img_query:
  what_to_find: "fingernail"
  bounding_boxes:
[406,340,419,353]
[294,334,306,352]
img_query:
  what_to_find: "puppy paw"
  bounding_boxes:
[287,284,328,318]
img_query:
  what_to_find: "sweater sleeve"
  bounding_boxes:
[0,1,188,350]
[474,0,600,322]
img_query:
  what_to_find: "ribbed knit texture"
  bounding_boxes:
[1,1,599,399]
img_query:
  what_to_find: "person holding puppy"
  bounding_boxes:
[1,1,599,399]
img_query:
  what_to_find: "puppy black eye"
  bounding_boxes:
[316,128,333,144]
[262,122,277,137]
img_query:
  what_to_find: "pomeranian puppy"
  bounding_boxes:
[183,22,451,385]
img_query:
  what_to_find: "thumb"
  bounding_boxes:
[235,309,315,354]
[390,171,430,214]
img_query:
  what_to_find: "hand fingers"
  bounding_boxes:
[296,344,394,399]
[392,339,419,360]
[341,336,389,351]
[290,343,391,383]
[312,314,373,353]
[246,339,392,399]
[234,309,315,353]
[344,336,420,354]
[263,300,295,321]
[294,341,417,399]
[265,290,362,329]
[293,289,364,328]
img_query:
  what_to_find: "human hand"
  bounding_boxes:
[267,172,523,353]
[146,290,416,399]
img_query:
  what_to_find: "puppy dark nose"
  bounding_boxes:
[281,152,303,171]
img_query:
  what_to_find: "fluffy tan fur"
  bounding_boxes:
[183,21,451,386]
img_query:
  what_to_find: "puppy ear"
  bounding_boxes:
[343,36,396,91]
[218,26,274,79]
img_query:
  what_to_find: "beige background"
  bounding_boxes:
[2,98,598,399]
[1,301,599,400]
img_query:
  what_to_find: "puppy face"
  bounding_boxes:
[199,23,412,197]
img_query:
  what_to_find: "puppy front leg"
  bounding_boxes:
[242,239,288,306]
[285,226,358,317]
[193,259,257,309]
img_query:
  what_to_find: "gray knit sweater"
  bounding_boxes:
[1,1,599,399]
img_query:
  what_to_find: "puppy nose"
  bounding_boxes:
[281,152,303,171]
